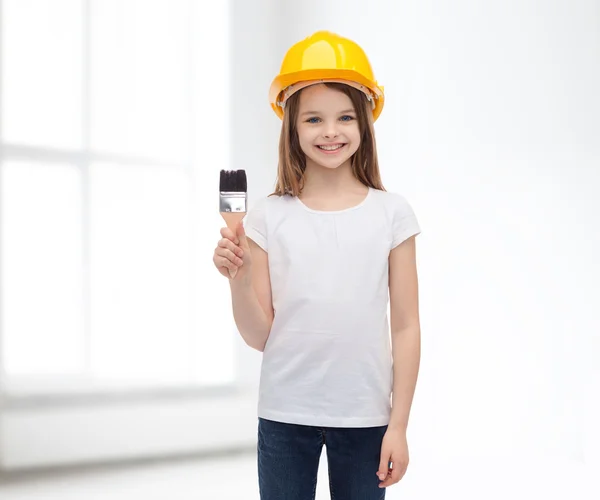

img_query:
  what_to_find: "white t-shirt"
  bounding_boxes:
[243,186,421,428]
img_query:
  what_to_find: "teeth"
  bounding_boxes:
[318,144,344,151]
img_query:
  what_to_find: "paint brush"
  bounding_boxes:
[219,169,247,278]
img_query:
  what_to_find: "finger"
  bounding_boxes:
[236,222,249,249]
[221,256,238,272]
[218,238,244,258]
[378,467,394,488]
[377,453,390,482]
[220,226,239,245]
[213,253,238,272]
[397,465,408,482]
[215,248,243,268]
[379,462,406,488]
[390,463,403,484]
[215,247,243,267]
[217,265,231,278]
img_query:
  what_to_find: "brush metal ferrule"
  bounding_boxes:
[219,191,247,213]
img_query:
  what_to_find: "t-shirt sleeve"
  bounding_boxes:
[243,196,268,251]
[391,193,421,249]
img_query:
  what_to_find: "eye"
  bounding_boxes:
[340,115,355,122]
[306,117,321,124]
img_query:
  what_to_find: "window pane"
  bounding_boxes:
[0,161,85,374]
[89,163,194,383]
[1,0,83,149]
[90,0,189,163]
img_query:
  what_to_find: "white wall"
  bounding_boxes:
[262,0,600,465]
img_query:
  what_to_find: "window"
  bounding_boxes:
[0,0,234,395]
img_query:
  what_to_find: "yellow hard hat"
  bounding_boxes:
[269,31,385,121]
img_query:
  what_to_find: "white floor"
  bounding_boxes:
[0,451,597,500]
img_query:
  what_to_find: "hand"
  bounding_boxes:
[213,221,253,282]
[377,427,409,489]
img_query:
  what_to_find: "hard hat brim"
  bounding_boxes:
[269,69,384,121]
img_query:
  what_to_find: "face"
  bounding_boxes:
[295,84,361,170]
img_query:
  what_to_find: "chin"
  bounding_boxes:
[308,155,353,170]
[322,162,347,170]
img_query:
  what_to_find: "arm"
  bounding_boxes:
[377,234,421,488]
[229,234,274,352]
[388,235,421,431]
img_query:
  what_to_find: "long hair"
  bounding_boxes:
[271,82,385,197]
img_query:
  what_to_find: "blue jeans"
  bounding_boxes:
[257,417,388,500]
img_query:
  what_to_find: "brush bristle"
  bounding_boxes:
[219,169,247,192]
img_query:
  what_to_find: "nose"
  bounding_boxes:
[322,120,339,139]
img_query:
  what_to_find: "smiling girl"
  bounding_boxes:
[213,31,422,500]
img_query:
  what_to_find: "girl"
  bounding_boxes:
[213,31,421,499]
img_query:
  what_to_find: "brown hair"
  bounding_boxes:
[270,82,385,197]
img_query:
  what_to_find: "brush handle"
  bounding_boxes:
[220,212,245,279]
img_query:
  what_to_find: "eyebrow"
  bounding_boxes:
[300,109,356,116]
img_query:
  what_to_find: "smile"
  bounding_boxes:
[316,143,346,154]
